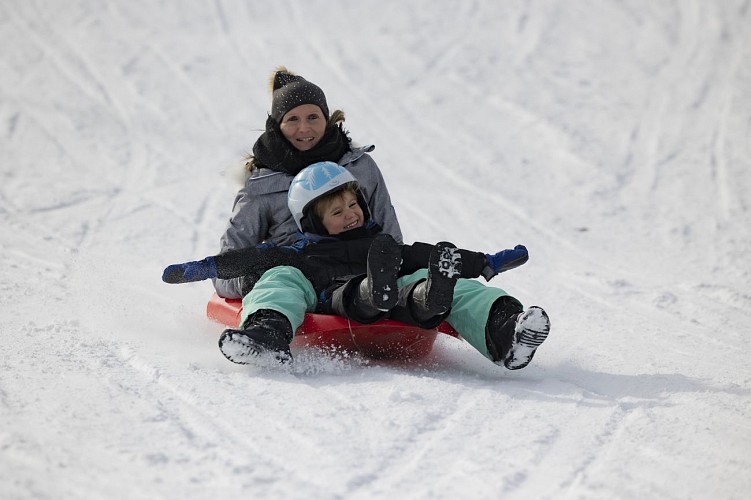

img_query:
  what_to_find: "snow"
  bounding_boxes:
[1,0,750,498]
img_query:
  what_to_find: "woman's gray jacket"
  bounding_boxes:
[213,145,403,298]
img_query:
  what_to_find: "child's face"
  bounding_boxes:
[320,191,364,235]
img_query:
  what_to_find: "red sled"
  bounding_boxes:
[206,292,460,360]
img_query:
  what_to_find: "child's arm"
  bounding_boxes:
[162,256,218,283]
[400,243,529,281]
[162,245,307,284]
[481,245,528,279]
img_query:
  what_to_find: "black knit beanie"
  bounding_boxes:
[270,69,329,123]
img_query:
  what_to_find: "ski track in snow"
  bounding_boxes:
[2,1,751,499]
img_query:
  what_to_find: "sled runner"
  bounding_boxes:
[206,293,460,359]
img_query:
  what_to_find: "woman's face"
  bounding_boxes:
[320,190,364,235]
[279,104,327,151]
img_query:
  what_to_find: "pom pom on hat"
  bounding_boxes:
[269,66,329,123]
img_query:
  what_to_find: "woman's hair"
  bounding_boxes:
[311,181,359,222]
[244,110,346,172]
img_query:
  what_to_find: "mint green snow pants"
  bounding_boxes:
[241,266,513,361]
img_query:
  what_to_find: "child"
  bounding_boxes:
[163,162,549,367]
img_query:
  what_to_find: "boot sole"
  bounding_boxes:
[219,329,293,366]
[367,234,403,311]
[504,306,550,370]
[424,242,461,314]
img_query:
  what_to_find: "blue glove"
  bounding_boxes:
[482,245,528,280]
[162,256,218,284]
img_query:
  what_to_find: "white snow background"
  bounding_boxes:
[1,1,750,499]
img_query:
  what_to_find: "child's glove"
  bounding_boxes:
[481,245,529,281]
[162,257,217,284]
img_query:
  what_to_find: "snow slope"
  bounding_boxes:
[2,1,750,498]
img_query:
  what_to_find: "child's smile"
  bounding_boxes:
[320,191,365,235]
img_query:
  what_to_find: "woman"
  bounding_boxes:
[212,67,550,369]
[214,67,402,299]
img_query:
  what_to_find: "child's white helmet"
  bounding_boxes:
[288,161,368,234]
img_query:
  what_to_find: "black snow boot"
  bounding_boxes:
[407,241,462,323]
[359,233,403,312]
[485,296,524,363]
[505,306,550,370]
[218,309,294,366]
[486,298,550,370]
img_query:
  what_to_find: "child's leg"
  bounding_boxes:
[390,242,462,329]
[398,271,511,361]
[387,280,446,328]
[240,265,318,334]
[325,234,401,324]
